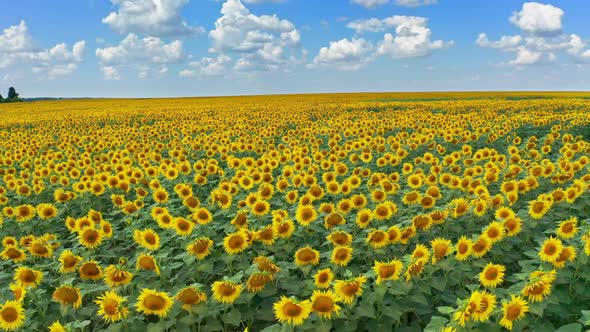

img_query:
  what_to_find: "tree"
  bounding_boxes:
[7,87,19,100]
[0,94,3,103]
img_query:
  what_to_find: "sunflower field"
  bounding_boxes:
[1,92,590,332]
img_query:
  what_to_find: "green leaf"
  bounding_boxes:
[437,306,455,315]
[555,323,582,332]
[357,301,376,319]
[223,308,242,326]
[579,310,590,326]
[423,316,448,332]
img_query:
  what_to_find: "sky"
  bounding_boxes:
[1,0,590,98]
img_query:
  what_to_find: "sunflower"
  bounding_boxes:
[455,236,472,261]
[449,198,470,218]
[472,291,496,322]
[556,217,578,239]
[231,211,248,229]
[310,290,341,319]
[313,268,334,289]
[552,245,576,269]
[189,207,211,225]
[538,236,563,263]
[135,288,173,317]
[104,265,134,288]
[295,205,317,226]
[133,229,160,251]
[273,296,311,326]
[253,256,281,274]
[430,238,453,264]
[155,213,174,229]
[411,244,431,262]
[52,285,82,308]
[176,286,207,311]
[247,272,274,292]
[2,237,18,247]
[294,246,320,266]
[100,221,113,238]
[412,215,432,231]
[0,246,27,263]
[402,191,421,205]
[326,231,353,246]
[48,321,67,332]
[334,276,367,304]
[366,230,389,249]
[185,238,213,260]
[152,188,169,203]
[251,200,270,217]
[136,253,160,275]
[37,203,58,220]
[223,231,250,255]
[329,246,353,267]
[372,202,392,221]
[59,250,82,273]
[211,281,243,304]
[521,279,552,303]
[14,266,43,288]
[483,221,505,243]
[503,216,523,236]
[254,226,276,245]
[355,208,373,228]
[324,213,345,229]
[499,295,529,330]
[79,261,103,281]
[9,283,26,302]
[373,259,403,284]
[528,198,551,219]
[479,263,505,288]
[471,236,492,258]
[28,238,54,258]
[95,290,129,323]
[78,228,103,249]
[273,219,295,239]
[0,300,25,331]
[453,291,481,326]
[173,217,194,237]
[387,225,401,243]
[495,206,515,220]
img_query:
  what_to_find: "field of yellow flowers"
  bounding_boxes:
[1,92,590,332]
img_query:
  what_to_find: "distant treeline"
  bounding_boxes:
[0,87,23,103]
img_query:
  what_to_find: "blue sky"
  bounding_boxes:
[1,0,589,98]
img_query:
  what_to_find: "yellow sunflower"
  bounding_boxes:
[175,286,207,311]
[330,246,353,266]
[52,285,83,308]
[310,290,341,319]
[95,290,129,323]
[373,259,403,284]
[211,281,243,304]
[334,276,367,304]
[0,300,25,331]
[538,236,563,263]
[499,295,528,330]
[136,253,160,275]
[430,238,453,264]
[479,262,505,288]
[313,268,334,289]
[223,231,250,255]
[14,266,43,288]
[272,296,311,326]
[294,246,320,267]
[556,217,578,239]
[103,265,134,288]
[186,237,214,260]
[135,288,173,317]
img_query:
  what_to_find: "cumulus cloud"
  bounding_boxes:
[351,0,389,9]
[103,0,204,37]
[180,55,232,77]
[179,0,303,77]
[375,17,453,58]
[96,33,184,79]
[510,2,564,35]
[348,16,427,34]
[394,0,437,7]
[476,33,521,51]
[309,38,374,70]
[478,2,590,66]
[0,20,85,79]
[311,14,450,70]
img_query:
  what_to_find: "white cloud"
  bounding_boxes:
[0,21,85,79]
[376,17,453,58]
[510,2,564,35]
[100,66,121,80]
[182,55,232,77]
[206,0,303,73]
[347,16,427,34]
[476,33,521,51]
[509,46,544,65]
[309,38,374,70]
[103,0,204,37]
[351,0,389,9]
[243,0,285,3]
[96,33,184,79]
[395,0,437,7]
